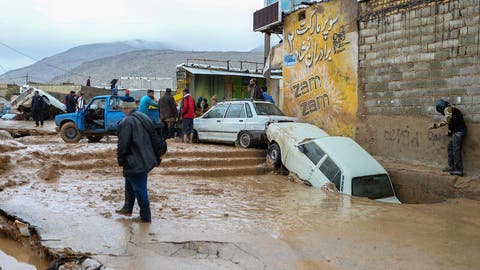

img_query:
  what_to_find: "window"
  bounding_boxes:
[319,157,341,190]
[110,97,122,110]
[245,103,253,118]
[89,98,106,110]
[352,174,395,199]
[253,102,284,116]
[204,104,228,118]
[298,141,325,165]
[226,104,246,118]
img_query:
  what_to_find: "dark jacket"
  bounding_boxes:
[159,93,177,120]
[449,107,467,133]
[117,110,159,176]
[250,85,264,100]
[65,94,76,113]
[31,95,45,112]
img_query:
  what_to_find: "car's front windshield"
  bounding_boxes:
[352,174,395,199]
[253,102,284,116]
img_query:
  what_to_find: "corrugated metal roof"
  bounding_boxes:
[180,66,282,80]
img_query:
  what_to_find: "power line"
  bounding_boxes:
[0,41,99,82]
[0,63,13,82]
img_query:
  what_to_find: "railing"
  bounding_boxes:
[186,59,264,74]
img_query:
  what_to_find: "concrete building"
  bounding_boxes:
[176,60,281,103]
[118,77,173,91]
[27,82,81,94]
[253,0,480,200]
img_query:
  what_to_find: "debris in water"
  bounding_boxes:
[13,220,30,237]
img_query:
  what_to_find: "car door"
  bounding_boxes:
[194,103,229,142]
[84,97,107,131]
[105,96,126,131]
[222,103,247,142]
[284,141,325,185]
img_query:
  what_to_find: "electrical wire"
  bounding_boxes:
[0,63,14,82]
[0,41,99,82]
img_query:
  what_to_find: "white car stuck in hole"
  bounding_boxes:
[266,122,401,204]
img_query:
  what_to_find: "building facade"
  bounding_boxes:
[255,0,480,173]
[176,62,279,103]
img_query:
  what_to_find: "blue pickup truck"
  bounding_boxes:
[55,95,161,143]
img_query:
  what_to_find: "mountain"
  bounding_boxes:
[49,49,264,87]
[0,40,170,84]
[250,45,264,52]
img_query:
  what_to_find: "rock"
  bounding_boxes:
[59,262,81,270]
[81,258,103,270]
[0,130,13,140]
[13,220,30,237]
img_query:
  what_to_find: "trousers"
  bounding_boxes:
[33,111,44,126]
[124,171,151,222]
[448,129,466,172]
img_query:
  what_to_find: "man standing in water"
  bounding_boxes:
[181,88,195,143]
[31,90,45,127]
[116,100,161,222]
[429,99,467,176]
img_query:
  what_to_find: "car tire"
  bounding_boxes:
[86,135,103,143]
[60,122,82,143]
[238,131,253,148]
[268,142,282,168]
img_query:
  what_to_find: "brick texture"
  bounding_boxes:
[359,0,480,122]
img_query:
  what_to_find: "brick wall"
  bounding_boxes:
[357,0,480,173]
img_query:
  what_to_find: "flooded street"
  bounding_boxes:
[0,237,50,270]
[0,129,479,269]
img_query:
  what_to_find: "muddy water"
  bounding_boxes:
[0,135,479,269]
[0,237,50,270]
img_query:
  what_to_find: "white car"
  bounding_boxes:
[193,100,297,148]
[267,122,401,203]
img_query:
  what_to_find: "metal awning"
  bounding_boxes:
[180,66,282,80]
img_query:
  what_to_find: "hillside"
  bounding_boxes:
[0,40,169,84]
[50,50,265,88]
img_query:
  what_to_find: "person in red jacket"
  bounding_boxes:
[181,88,195,143]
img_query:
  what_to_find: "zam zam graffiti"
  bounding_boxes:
[292,76,330,116]
[286,10,350,68]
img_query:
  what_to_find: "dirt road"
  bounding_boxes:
[0,124,479,269]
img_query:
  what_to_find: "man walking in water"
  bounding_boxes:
[116,100,161,222]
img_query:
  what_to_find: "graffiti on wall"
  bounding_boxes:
[383,128,448,149]
[282,0,358,137]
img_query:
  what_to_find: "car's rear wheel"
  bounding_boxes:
[268,142,282,168]
[60,122,81,143]
[238,131,253,148]
[86,135,103,143]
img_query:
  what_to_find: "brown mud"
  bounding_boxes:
[0,128,479,269]
[0,211,52,269]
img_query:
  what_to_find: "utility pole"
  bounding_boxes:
[24,73,29,85]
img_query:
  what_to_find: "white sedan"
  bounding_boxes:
[193,100,297,148]
[266,122,401,203]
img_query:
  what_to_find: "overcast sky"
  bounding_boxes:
[0,0,268,72]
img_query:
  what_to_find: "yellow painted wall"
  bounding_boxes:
[282,0,358,137]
